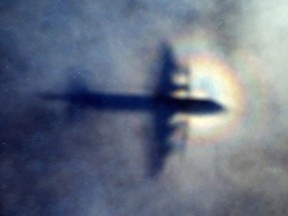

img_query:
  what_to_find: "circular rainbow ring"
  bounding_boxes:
[168,29,274,146]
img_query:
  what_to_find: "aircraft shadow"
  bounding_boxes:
[39,44,225,177]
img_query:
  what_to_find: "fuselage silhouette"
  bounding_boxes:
[40,92,224,114]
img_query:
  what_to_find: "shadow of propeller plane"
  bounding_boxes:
[39,44,225,177]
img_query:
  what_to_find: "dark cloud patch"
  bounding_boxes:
[0,30,28,83]
[0,0,20,12]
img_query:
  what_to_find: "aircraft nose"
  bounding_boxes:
[187,99,226,114]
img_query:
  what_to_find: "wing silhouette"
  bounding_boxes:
[155,43,180,96]
[147,43,180,176]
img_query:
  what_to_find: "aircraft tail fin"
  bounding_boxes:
[39,68,92,122]
[64,70,91,121]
